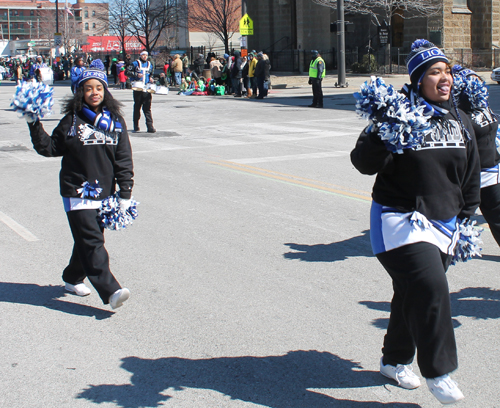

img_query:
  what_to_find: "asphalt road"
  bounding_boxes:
[1,76,500,408]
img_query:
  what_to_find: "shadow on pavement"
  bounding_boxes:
[77,350,422,408]
[0,281,113,320]
[283,230,373,262]
[245,93,358,111]
[360,287,500,330]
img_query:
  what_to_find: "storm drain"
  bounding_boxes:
[132,131,180,138]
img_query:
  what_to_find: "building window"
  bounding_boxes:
[452,0,471,13]
[84,10,88,18]
[85,22,89,30]
[14,10,18,15]
[30,10,34,16]
[92,23,96,28]
[92,10,95,16]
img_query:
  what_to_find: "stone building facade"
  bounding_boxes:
[246,0,500,72]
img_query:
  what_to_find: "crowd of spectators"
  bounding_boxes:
[0,53,96,84]
[1,49,273,99]
[159,50,271,99]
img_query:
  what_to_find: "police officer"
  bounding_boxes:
[308,50,325,108]
[128,51,156,133]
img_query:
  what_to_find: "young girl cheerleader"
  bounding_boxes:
[23,60,134,309]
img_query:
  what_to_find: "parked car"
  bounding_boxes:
[491,67,500,84]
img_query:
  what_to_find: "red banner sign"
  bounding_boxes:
[82,36,146,53]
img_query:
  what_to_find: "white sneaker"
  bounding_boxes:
[426,374,465,405]
[109,288,130,309]
[380,357,421,389]
[65,282,91,297]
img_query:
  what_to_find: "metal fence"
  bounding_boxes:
[84,46,500,75]
[345,48,500,75]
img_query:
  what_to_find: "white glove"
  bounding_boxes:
[118,197,132,212]
[25,113,38,123]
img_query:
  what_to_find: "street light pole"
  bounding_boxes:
[336,0,347,87]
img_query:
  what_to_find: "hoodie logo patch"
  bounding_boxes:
[471,108,497,128]
[77,123,118,146]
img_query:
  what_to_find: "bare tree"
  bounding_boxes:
[95,0,133,55]
[313,0,441,26]
[126,0,187,54]
[203,32,219,54]
[189,0,240,54]
[35,8,86,54]
[314,0,442,70]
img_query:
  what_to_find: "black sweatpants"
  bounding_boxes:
[480,183,500,246]
[376,242,458,379]
[133,90,153,129]
[311,78,323,107]
[62,209,121,304]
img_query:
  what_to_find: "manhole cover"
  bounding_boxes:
[0,144,30,152]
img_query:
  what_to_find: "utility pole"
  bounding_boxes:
[242,0,247,54]
[335,0,347,88]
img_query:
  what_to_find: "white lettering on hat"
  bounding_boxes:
[421,48,444,61]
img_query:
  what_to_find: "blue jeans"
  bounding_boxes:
[175,72,182,85]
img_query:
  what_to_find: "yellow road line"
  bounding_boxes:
[208,160,372,202]
[219,160,370,195]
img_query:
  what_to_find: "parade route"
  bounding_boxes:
[1,75,500,408]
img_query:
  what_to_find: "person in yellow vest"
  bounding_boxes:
[308,50,325,108]
[247,53,258,98]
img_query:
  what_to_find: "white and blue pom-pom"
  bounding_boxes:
[452,66,489,110]
[11,81,54,122]
[99,193,139,231]
[354,76,432,154]
[451,219,483,265]
[77,180,103,199]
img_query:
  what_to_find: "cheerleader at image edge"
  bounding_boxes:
[453,65,500,250]
[351,40,481,405]
[27,60,133,310]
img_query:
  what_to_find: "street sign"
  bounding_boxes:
[239,14,253,36]
[54,33,62,47]
[379,28,389,45]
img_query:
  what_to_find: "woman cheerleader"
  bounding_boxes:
[351,40,481,404]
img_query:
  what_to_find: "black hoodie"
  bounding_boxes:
[28,112,134,200]
[351,97,480,221]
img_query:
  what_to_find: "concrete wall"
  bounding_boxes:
[470,0,492,49]
[247,0,330,53]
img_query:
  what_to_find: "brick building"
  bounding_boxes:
[246,0,500,72]
[0,0,108,56]
[76,0,108,37]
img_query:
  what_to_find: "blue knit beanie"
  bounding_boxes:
[78,59,108,88]
[405,39,449,90]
